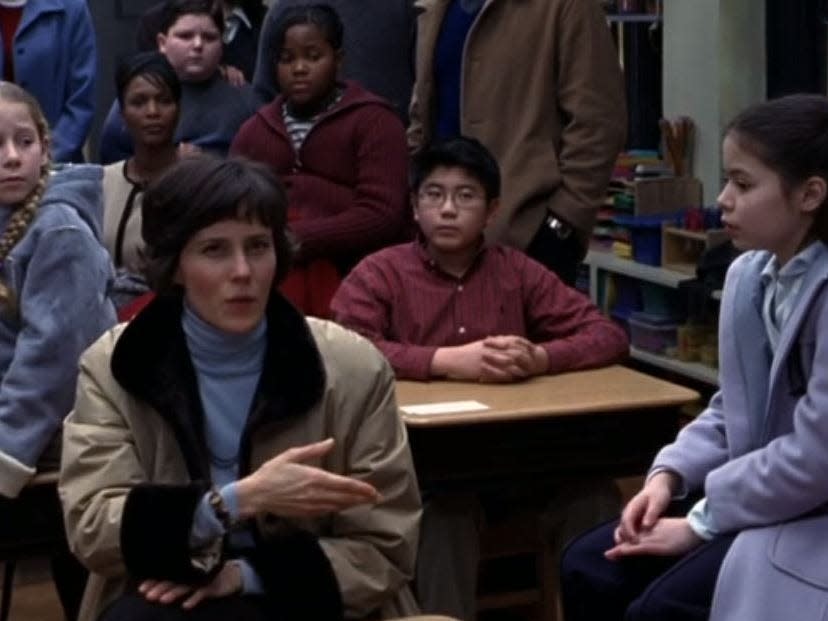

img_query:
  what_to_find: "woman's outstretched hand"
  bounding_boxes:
[236,438,380,518]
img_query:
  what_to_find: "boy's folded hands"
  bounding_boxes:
[432,335,549,382]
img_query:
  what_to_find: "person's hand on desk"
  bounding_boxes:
[235,438,380,518]
[481,336,548,380]
[430,337,548,382]
[430,340,490,381]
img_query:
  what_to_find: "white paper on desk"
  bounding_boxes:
[401,400,490,416]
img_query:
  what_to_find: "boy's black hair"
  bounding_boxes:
[115,51,182,107]
[269,3,344,64]
[411,136,501,201]
[158,0,225,35]
[141,155,293,293]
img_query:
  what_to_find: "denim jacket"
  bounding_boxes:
[0,164,116,497]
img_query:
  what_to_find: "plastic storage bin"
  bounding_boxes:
[628,311,679,354]
[614,214,675,266]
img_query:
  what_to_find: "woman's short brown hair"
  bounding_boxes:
[141,155,293,294]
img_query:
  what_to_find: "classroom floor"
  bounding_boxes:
[2,559,63,620]
[9,556,550,621]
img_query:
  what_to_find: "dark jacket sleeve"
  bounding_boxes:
[120,482,220,584]
[246,526,344,620]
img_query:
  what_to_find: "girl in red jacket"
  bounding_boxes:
[231,4,408,317]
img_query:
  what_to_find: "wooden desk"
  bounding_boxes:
[397,365,699,491]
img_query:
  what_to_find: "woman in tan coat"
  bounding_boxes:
[59,155,421,621]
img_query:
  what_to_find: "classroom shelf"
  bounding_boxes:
[585,250,691,288]
[583,250,721,386]
[583,250,694,306]
[606,13,663,24]
[630,347,719,386]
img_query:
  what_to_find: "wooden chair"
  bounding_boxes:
[0,471,66,621]
[477,506,559,621]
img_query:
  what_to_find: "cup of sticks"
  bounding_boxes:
[659,116,694,177]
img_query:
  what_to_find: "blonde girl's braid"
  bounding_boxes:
[0,169,48,310]
[0,170,48,262]
[0,81,52,309]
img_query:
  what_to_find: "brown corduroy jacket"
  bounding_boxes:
[409,0,627,248]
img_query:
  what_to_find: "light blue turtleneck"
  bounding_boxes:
[183,302,266,594]
[183,302,266,486]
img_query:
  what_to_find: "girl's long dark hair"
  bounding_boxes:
[726,94,828,243]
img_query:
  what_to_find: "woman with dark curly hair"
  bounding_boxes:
[60,155,421,621]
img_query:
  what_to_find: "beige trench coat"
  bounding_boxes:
[59,294,421,621]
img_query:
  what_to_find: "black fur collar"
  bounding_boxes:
[110,292,327,480]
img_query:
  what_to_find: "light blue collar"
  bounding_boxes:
[760,240,822,287]
[181,301,266,373]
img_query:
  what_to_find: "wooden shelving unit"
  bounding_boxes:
[630,347,719,385]
[606,13,663,24]
[583,249,720,386]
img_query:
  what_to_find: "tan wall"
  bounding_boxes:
[663,0,765,205]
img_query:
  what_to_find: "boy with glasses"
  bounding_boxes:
[332,136,627,382]
[332,137,627,619]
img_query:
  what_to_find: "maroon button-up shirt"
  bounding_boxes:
[331,242,629,380]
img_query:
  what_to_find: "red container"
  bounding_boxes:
[617,0,642,13]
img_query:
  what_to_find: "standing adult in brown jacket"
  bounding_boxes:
[408,0,627,285]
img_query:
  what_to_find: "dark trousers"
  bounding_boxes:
[561,519,734,621]
[99,592,270,621]
[525,218,586,287]
[0,465,86,621]
[51,550,87,621]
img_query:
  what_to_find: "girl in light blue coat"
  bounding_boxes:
[0,81,115,499]
[562,94,828,621]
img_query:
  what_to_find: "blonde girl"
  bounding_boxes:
[0,81,115,497]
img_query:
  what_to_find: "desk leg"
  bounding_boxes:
[1,561,15,621]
